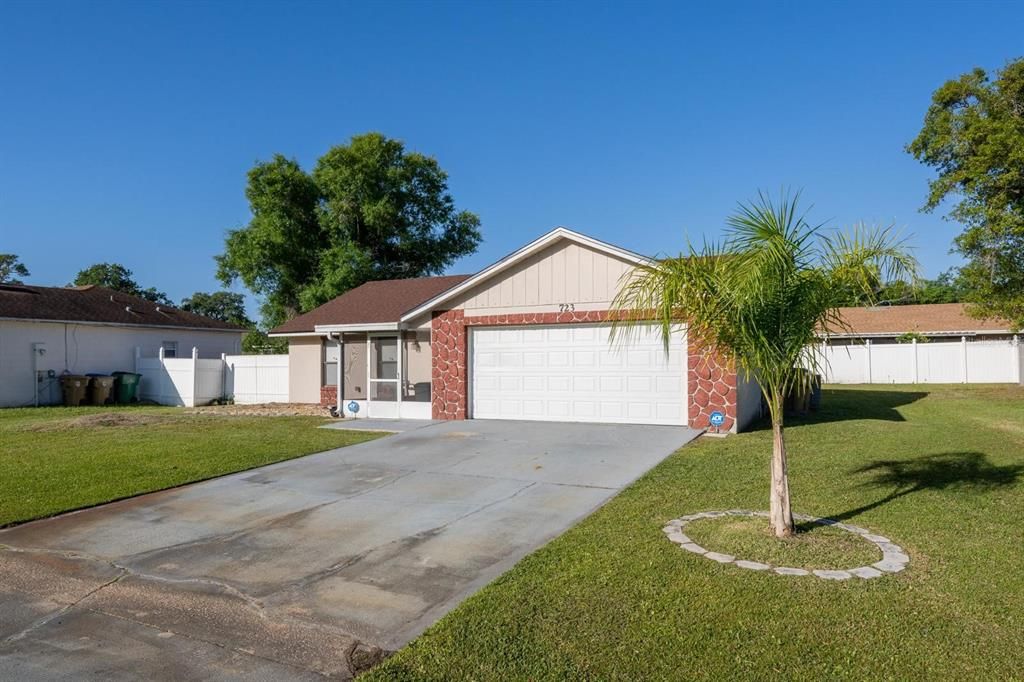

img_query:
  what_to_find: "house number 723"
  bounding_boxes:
[559,303,576,312]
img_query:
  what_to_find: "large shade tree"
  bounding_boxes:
[908,57,1024,329]
[612,194,916,537]
[216,132,482,328]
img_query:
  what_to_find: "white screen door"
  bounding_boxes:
[368,336,399,418]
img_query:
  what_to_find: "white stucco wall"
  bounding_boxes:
[0,319,243,407]
[735,371,764,432]
[288,336,323,404]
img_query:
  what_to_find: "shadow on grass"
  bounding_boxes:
[828,451,1024,522]
[745,389,930,432]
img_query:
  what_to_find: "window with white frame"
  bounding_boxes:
[323,341,339,386]
[162,341,178,358]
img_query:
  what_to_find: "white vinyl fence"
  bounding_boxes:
[136,347,289,406]
[815,336,1023,385]
[224,354,289,404]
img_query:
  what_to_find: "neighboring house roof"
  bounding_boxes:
[399,227,649,323]
[0,284,246,331]
[270,275,472,335]
[829,303,1011,337]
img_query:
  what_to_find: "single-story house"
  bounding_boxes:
[828,303,1016,343]
[0,284,245,407]
[820,303,1022,384]
[271,228,762,432]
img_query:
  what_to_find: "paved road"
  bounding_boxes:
[0,419,699,680]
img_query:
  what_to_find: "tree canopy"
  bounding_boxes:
[908,57,1024,328]
[838,269,966,306]
[73,262,173,305]
[0,254,30,284]
[241,330,288,355]
[180,291,253,327]
[216,132,482,327]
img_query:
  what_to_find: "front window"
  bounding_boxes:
[324,341,339,386]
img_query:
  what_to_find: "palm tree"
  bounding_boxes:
[611,192,916,537]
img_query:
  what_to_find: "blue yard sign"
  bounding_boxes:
[709,411,725,428]
[348,401,360,414]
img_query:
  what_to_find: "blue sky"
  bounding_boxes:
[2,1,1022,319]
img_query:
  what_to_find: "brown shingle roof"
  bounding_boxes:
[832,303,1010,336]
[0,284,245,331]
[270,275,471,334]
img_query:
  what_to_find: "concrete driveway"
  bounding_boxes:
[0,419,698,680]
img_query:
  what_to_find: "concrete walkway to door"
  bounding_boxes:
[0,419,699,680]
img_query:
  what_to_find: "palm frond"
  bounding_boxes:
[610,191,917,424]
[819,223,919,322]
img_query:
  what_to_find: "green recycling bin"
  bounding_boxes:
[111,371,142,404]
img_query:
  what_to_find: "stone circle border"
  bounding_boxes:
[663,510,909,580]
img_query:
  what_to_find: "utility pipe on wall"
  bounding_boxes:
[329,332,343,416]
[31,343,42,407]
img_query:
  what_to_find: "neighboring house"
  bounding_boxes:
[271,228,762,432]
[820,303,1022,384]
[829,303,1016,343]
[0,284,245,407]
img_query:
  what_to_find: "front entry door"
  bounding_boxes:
[368,335,399,418]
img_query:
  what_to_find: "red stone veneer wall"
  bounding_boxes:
[431,309,469,419]
[320,385,337,406]
[687,338,736,432]
[430,309,738,430]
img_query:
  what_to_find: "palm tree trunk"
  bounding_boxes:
[769,402,795,537]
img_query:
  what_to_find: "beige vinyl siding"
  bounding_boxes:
[452,240,635,315]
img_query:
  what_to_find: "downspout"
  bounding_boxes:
[328,332,344,417]
[31,343,39,407]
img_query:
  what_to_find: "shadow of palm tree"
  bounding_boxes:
[808,388,929,424]
[745,388,930,432]
[829,451,1023,522]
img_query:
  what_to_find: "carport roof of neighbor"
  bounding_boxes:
[268,227,652,336]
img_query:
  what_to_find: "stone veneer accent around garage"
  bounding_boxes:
[687,337,737,432]
[430,308,736,429]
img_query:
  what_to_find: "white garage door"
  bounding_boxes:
[470,324,686,425]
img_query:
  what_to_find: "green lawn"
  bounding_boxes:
[0,406,381,527]
[683,515,882,570]
[367,385,1024,681]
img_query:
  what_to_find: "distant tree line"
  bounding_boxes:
[838,268,968,307]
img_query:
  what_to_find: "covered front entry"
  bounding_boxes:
[367,334,400,418]
[322,331,432,420]
[364,333,433,419]
[469,323,687,425]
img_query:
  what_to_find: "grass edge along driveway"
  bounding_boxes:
[366,384,1024,681]
[1,406,381,527]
